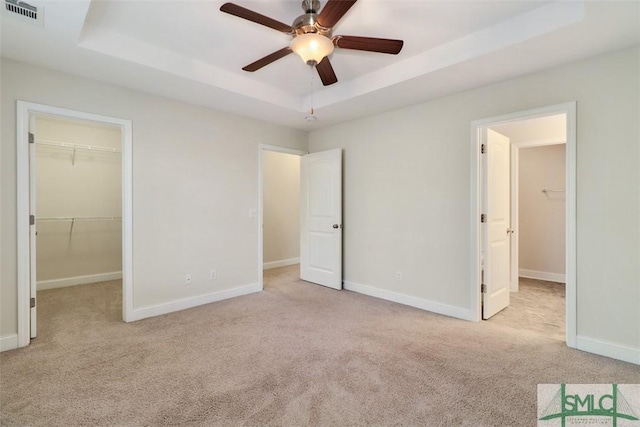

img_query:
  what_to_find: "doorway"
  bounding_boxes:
[496,116,567,292]
[487,115,567,340]
[259,145,305,289]
[34,115,123,289]
[258,146,343,291]
[470,102,577,348]
[16,101,133,348]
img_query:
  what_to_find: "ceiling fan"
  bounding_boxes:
[220,0,404,86]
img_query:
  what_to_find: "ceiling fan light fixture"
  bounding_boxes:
[290,33,334,65]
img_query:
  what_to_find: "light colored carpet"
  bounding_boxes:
[1,265,638,426]
[489,278,565,341]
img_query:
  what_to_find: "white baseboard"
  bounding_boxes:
[576,335,640,365]
[263,258,299,270]
[344,281,473,321]
[519,269,565,283]
[0,334,18,352]
[128,282,261,322]
[37,271,123,291]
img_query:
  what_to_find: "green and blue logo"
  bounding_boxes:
[538,384,639,427]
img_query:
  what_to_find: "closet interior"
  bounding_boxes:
[35,116,122,291]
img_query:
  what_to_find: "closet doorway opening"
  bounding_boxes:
[470,102,576,348]
[16,101,133,348]
[487,114,567,341]
[35,115,122,288]
[258,145,305,290]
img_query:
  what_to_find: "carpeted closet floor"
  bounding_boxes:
[489,277,566,341]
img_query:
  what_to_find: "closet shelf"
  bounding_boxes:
[37,216,122,221]
[36,217,121,238]
[36,139,121,166]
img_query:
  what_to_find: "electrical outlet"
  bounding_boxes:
[185,274,192,285]
[209,270,217,280]
[396,271,402,281]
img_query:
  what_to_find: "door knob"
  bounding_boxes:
[332,224,340,229]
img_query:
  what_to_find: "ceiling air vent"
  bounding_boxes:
[3,0,43,26]
[6,0,36,19]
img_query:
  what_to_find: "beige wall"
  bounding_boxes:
[35,116,122,283]
[309,47,639,352]
[2,48,638,359]
[263,151,300,266]
[1,58,307,337]
[518,145,566,277]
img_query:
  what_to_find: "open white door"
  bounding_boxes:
[482,128,511,319]
[300,149,342,290]
[29,116,37,337]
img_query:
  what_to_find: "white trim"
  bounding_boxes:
[121,110,134,323]
[344,281,474,321]
[16,103,30,347]
[512,138,566,149]
[510,142,519,292]
[565,104,577,349]
[128,282,261,322]
[470,123,482,322]
[16,101,134,346]
[29,114,36,338]
[576,336,640,366]
[519,269,565,283]
[258,144,305,289]
[260,144,308,156]
[37,271,123,291]
[470,102,577,350]
[263,258,300,270]
[0,334,19,352]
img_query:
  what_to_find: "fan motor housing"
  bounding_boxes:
[293,13,330,36]
[293,0,331,37]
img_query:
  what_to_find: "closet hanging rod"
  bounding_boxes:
[35,139,121,154]
[541,189,565,193]
[36,216,122,221]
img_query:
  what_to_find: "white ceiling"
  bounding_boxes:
[1,1,639,130]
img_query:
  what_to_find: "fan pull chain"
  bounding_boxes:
[310,65,314,115]
[306,64,317,121]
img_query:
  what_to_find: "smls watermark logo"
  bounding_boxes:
[538,384,640,427]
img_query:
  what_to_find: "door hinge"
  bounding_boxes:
[30,297,36,308]
[29,215,35,225]
[481,284,487,293]
[29,133,35,144]
[480,214,486,223]
[481,143,486,154]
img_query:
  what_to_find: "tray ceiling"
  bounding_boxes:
[1,1,639,130]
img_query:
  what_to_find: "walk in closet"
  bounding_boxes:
[35,116,122,290]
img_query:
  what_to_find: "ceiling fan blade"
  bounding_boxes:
[333,35,404,54]
[242,47,293,72]
[316,57,338,86]
[317,0,357,29]
[220,3,292,33]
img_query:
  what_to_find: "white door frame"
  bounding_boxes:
[470,102,577,348]
[257,144,306,289]
[16,101,134,347]
[510,138,566,292]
